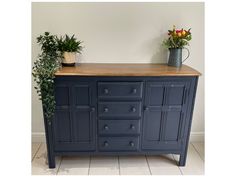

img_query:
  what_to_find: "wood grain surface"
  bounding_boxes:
[55,63,201,76]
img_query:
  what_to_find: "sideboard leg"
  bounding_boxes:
[179,152,187,166]
[43,107,56,169]
[44,121,56,168]
[48,154,56,168]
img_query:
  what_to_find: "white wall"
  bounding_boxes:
[32,2,204,142]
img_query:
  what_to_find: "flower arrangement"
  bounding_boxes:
[163,26,192,49]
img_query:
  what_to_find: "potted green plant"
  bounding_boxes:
[163,26,192,67]
[32,32,61,123]
[57,34,83,66]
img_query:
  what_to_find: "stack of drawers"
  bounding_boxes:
[97,82,144,151]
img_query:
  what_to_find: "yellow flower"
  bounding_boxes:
[173,30,177,36]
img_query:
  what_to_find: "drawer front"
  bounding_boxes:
[98,137,139,151]
[98,120,140,135]
[98,82,143,100]
[98,102,142,118]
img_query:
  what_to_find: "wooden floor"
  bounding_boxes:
[32,142,204,175]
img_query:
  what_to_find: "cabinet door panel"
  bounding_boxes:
[54,80,96,152]
[167,84,185,105]
[75,85,90,106]
[146,83,164,106]
[54,85,71,142]
[144,109,162,141]
[164,111,182,141]
[142,80,189,150]
[74,109,92,142]
[55,86,69,107]
[54,110,71,142]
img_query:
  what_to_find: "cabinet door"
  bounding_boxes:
[53,80,96,151]
[142,80,190,150]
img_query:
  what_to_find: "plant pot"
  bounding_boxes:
[168,48,190,67]
[62,52,76,66]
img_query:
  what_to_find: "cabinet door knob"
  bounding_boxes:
[131,107,136,112]
[144,106,149,111]
[90,107,95,112]
[104,141,109,147]
[129,141,135,147]
[130,124,135,130]
[104,88,109,94]
[131,88,137,94]
[104,107,109,112]
[104,125,109,130]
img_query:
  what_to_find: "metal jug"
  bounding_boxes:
[168,48,190,67]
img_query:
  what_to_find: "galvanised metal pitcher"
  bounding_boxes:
[168,48,190,67]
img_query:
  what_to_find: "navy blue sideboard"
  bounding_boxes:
[42,64,200,168]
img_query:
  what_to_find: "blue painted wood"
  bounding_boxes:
[98,82,143,100]
[54,150,182,156]
[98,101,142,118]
[179,77,199,166]
[142,80,190,151]
[42,112,55,168]
[53,81,96,152]
[98,137,139,151]
[42,76,199,168]
[98,120,141,135]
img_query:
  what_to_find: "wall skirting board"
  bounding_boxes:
[32,132,204,143]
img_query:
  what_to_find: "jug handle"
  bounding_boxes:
[182,47,190,63]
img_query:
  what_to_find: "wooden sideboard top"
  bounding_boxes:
[55,63,201,76]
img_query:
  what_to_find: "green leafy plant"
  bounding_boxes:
[57,34,83,53]
[163,26,192,49]
[32,32,61,123]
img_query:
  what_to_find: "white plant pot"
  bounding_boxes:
[62,52,76,66]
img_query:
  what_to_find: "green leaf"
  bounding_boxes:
[32,32,61,122]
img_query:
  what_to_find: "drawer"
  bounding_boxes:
[98,137,139,151]
[98,120,140,135]
[98,82,143,100]
[98,102,142,118]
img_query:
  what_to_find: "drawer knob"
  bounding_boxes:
[104,88,109,94]
[90,107,95,112]
[131,107,136,112]
[104,125,109,130]
[104,107,109,112]
[144,106,149,111]
[129,141,135,147]
[130,124,135,130]
[131,88,137,94]
[104,141,109,147]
